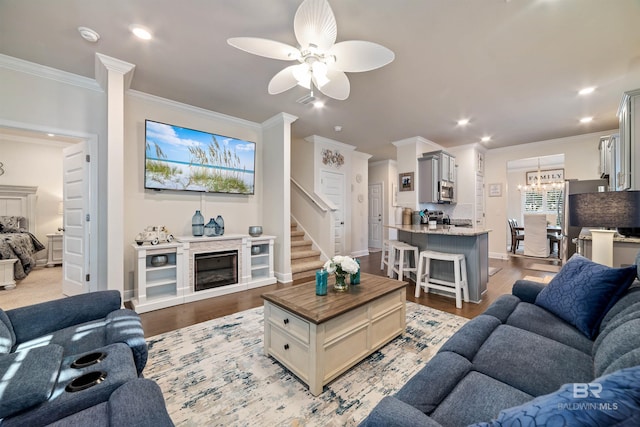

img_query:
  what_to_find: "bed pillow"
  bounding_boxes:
[534,254,636,339]
[470,365,640,427]
[0,216,24,233]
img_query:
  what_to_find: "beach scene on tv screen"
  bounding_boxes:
[145,120,255,194]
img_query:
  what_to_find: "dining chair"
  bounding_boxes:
[523,214,550,257]
[508,219,524,254]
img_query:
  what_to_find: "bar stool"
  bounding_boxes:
[415,250,469,309]
[380,239,399,272]
[387,241,419,280]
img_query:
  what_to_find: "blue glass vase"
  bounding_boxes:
[204,218,217,237]
[192,210,204,236]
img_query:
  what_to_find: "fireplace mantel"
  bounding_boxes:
[131,234,276,313]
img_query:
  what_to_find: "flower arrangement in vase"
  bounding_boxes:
[323,255,360,292]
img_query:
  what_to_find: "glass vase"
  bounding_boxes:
[192,210,204,236]
[204,218,217,237]
[334,273,349,292]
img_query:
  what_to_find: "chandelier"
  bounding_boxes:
[517,159,564,193]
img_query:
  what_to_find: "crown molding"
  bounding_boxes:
[127,90,262,131]
[0,53,101,92]
[261,112,298,129]
[304,134,356,151]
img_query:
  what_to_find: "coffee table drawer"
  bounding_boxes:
[268,326,309,380]
[371,289,405,317]
[268,304,310,344]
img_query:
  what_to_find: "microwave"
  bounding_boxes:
[438,181,454,203]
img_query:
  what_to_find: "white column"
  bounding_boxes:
[95,54,135,295]
[261,113,297,283]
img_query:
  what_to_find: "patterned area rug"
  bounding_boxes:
[145,302,468,426]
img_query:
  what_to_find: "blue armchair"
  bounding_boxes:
[0,291,153,425]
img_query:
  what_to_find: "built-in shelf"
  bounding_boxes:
[132,235,276,313]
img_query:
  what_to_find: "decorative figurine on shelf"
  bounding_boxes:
[323,255,360,292]
[135,226,174,246]
[192,210,204,236]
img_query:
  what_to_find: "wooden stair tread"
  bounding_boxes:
[291,260,325,274]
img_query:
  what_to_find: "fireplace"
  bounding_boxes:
[194,250,238,291]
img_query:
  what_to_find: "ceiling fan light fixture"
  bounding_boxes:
[228,0,393,100]
[311,61,330,88]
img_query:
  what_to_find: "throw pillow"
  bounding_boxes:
[534,254,636,339]
[0,216,23,233]
[469,365,640,427]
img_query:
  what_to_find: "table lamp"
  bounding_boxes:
[569,191,640,266]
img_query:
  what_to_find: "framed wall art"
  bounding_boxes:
[399,172,414,192]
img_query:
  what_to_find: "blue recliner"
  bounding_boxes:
[0,291,166,426]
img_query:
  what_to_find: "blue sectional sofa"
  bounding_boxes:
[0,291,173,426]
[361,254,640,426]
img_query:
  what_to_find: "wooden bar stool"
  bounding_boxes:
[380,239,399,273]
[415,250,469,309]
[387,241,419,280]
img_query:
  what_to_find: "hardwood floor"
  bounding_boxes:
[138,252,555,337]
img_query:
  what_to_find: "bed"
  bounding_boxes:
[0,185,44,288]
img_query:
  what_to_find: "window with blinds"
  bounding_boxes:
[522,189,562,225]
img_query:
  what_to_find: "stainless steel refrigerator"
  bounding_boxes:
[560,179,608,263]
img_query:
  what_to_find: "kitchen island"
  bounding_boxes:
[387,224,491,303]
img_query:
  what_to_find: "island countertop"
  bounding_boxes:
[387,224,491,237]
[386,223,490,303]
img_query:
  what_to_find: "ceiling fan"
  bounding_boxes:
[227,0,394,101]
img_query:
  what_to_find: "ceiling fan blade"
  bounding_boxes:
[329,41,395,72]
[227,37,300,61]
[294,0,337,51]
[318,69,350,100]
[268,65,302,94]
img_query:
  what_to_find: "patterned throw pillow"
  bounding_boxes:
[469,365,640,427]
[0,216,23,233]
[534,254,637,339]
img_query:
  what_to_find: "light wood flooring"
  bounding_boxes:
[137,252,556,337]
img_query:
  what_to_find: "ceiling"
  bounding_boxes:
[1,0,639,161]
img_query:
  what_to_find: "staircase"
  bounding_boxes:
[290,221,324,282]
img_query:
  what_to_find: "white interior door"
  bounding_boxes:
[62,143,90,296]
[368,183,383,249]
[321,170,345,255]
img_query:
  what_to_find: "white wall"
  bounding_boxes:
[0,137,65,259]
[485,130,614,258]
[351,151,371,257]
[0,57,109,288]
[369,159,398,241]
[123,91,264,296]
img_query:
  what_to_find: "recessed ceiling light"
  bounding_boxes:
[580,116,593,123]
[578,86,596,95]
[457,119,470,126]
[481,136,491,142]
[334,125,342,132]
[313,100,324,108]
[47,133,55,137]
[130,25,152,40]
[78,26,100,43]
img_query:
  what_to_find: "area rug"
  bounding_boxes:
[145,302,468,426]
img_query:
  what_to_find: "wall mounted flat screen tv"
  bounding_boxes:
[145,120,256,194]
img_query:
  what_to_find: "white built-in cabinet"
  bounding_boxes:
[132,235,276,313]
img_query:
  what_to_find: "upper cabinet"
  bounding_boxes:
[418,150,456,204]
[619,89,640,190]
[439,151,456,182]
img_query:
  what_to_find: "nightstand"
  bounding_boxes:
[46,233,63,267]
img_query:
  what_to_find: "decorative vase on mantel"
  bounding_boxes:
[192,210,204,237]
[334,273,348,292]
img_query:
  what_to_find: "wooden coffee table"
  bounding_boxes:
[262,273,407,395]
